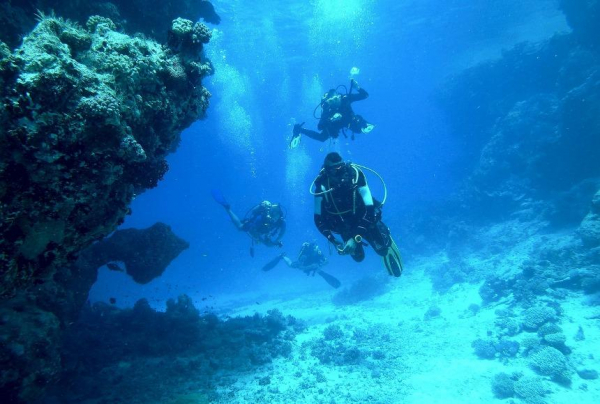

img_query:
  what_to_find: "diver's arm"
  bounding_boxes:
[349,83,368,102]
[225,207,245,230]
[357,185,376,233]
[314,196,340,247]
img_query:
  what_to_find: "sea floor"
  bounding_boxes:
[193,261,600,404]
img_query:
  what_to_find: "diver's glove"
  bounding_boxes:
[351,78,360,90]
[322,232,344,252]
[328,236,344,252]
[339,238,358,255]
[290,123,305,149]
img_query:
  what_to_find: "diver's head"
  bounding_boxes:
[262,201,282,222]
[323,89,341,110]
[323,152,345,176]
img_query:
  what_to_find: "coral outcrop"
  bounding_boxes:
[50,297,302,403]
[578,189,600,247]
[0,13,211,401]
[77,222,190,285]
[1,14,210,298]
[0,1,220,48]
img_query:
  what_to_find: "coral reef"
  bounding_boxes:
[472,338,519,360]
[50,296,302,403]
[529,346,572,384]
[578,189,600,247]
[521,306,557,331]
[491,372,515,399]
[559,0,600,46]
[513,376,550,403]
[435,29,600,227]
[304,324,391,368]
[0,13,212,401]
[1,15,210,298]
[0,1,220,48]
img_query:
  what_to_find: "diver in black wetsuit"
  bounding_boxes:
[212,191,286,255]
[262,242,341,288]
[311,152,403,277]
[281,242,328,275]
[290,79,374,147]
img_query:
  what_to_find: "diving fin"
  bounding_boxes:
[211,189,230,209]
[382,236,403,277]
[317,269,341,289]
[262,253,285,271]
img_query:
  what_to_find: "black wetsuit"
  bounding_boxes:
[303,88,370,142]
[292,245,327,270]
[313,164,393,262]
[242,206,286,246]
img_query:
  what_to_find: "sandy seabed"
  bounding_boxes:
[201,258,600,404]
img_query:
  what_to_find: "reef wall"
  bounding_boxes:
[0,3,215,400]
[435,1,600,226]
[0,0,220,48]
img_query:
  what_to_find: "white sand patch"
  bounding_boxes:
[207,242,600,404]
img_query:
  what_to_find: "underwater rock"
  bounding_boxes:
[559,0,600,47]
[1,15,210,298]
[80,222,190,284]
[54,297,299,402]
[578,189,600,247]
[0,296,61,403]
[436,24,600,226]
[577,369,598,380]
[0,14,211,401]
[0,1,220,47]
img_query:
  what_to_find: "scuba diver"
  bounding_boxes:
[212,190,286,256]
[290,78,375,148]
[262,242,341,288]
[311,152,403,277]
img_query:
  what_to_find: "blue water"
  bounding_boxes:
[90,0,568,305]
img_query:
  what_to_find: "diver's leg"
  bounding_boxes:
[281,255,294,267]
[364,221,392,257]
[224,208,245,230]
[350,114,374,134]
